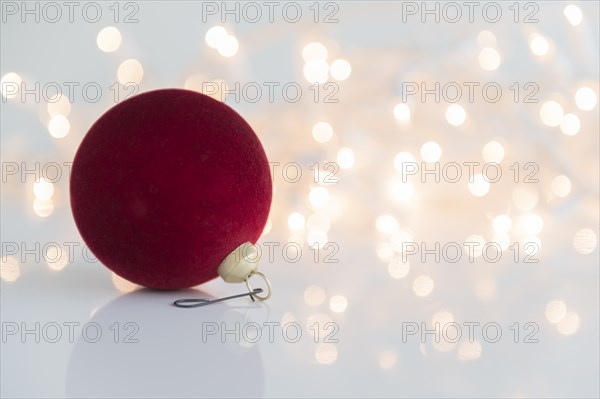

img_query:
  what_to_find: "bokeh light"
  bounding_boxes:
[329,295,348,313]
[304,285,326,306]
[315,343,338,364]
[468,173,490,197]
[117,59,144,85]
[413,275,434,297]
[302,42,328,62]
[492,214,512,233]
[330,59,351,80]
[445,104,467,126]
[312,121,334,143]
[96,26,122,52]
[551,175,571,198]
[0,256,20,282]
[420,141,442,162]
[557,312,580,335]
[478,47,501,71]
[205,26,228,48]
[47,94,72,117]
[482,141,505,163]
[545,300,567,323]
[303,59,329,84]
[539,101,564,127]
[529,34,550,56]
[573,229,597,254]
[560,113,580,135]
[393,103,411,124]
[564,5,583,26]
[217,34,239,57]
[0,72,22,99]
[457,341,482,361]
[574,87,597,111]
[48,115,70,138]
[337,147,355,169]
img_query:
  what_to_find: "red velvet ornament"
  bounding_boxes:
[70,89,272,290]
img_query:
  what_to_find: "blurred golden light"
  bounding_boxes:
[492,232,510,251]
[539,100,563,127]
[464,235,486,258]
[288,212,305,231]
[307,213,331,232]
[474,278,497,301]
[420,141,442,162]
[557,312,580,335]
[96,26,122,52]
[393,103,411,124]
[330,59,351,81]
[205,26,228,48]
[457,341,482,361]
[478,47,501,71]
[413,275,434,297]
[492,214,512,233]
[33,199,54,217]
[46,245,68,271]
[394,151,416,173]
[378,350,398,370]
[47,94,71,117]
[307,230,328,249]
[389,179,415,202]
[512,187,539,210]
[564,5,583,26]
[468,173,490,197]
[217,35,239,57]
[545,300,567,323]
[0,72,22,99]
[574,86,597,111]
[390,229,414,252]
[304,285,326,306]
[551,175,572,198]
[432,310,454,327]
[529,34,550,56]
[302,42,328,62]
[524,236,542,255]
[48,115,70,138]
[445,104,466,126]
[309,187,330,208]
[482,141,504,163]
[0,256,20,282]
[315,343,338,364]
[573,228,597,254]
[560,113,580,135]
[33,178,54,200]
[117,59,144,85]
[518,214,544,235]
[376,215,399,234]
[312,121,334,143]
[329,295,348,313]
[377,242,395,262]
[388,257,410,279]
[337,147,355,169]
[303,59,329,84]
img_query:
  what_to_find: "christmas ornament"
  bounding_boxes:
[70,88,272,296]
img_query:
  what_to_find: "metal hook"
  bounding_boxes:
[173,288,264,308]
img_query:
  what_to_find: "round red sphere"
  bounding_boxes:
[70,89,272,289]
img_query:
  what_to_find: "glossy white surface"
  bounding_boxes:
[1,2,599,397]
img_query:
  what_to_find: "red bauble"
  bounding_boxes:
[70,89,272,289]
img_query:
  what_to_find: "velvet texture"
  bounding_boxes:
[70,89,272,289]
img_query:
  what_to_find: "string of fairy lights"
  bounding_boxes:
[1,2,598,367]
